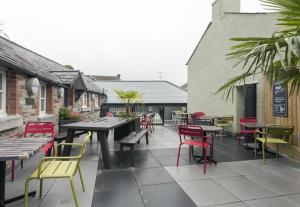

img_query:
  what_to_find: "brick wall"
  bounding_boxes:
[0,70,64,137]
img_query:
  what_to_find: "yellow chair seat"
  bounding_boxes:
[215,124,231,127]
[30,160,78,179]
[256,137,287,144]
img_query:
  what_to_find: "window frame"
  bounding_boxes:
[82,92,87,108]
[0,69,7,117]
[93,94,99,107]
[40,84,46,114]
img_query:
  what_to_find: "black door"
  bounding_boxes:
[244,84,257,117]
[64,89,69,107]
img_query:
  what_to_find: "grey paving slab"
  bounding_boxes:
[165,165,208,182]
[247,171,300,195]
[92,187,144,207]
[287,194,300,204]
[214,176,276,201]
[207,202,248,207]
[95,169,137,191]
[220,161,265,175]
[245,196,300,207]
[178,179,239,207]
[155,155,189,167]
[134,167,174,186]
[141,182,197,207]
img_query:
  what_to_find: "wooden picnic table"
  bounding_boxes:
[0,137,51,206]
[61,117,140,169]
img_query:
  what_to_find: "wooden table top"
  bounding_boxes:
[61,117,139,131]
[0,137,51,161]
[188,125,223,132]
[240,122,267,128]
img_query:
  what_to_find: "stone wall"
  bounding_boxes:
[0,70,64,137]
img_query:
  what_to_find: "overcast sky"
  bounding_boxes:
[0,0,265,86]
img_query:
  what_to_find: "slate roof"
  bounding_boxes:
[95,81,187,104]
[50,70,80,85]
[0,36,64,85]
[82,75,103,94]
[86,74,121,81]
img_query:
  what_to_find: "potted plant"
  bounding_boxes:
[114,89,143,118]
[58,107,82,133]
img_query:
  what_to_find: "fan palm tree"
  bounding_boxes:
[114,89,143,114]
[217,0,300,98]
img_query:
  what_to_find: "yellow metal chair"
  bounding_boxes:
[214,116,234,144]
[24,131,92,207]
[255,125,294,165]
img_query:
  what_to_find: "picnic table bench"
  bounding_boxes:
[119,129,149,167]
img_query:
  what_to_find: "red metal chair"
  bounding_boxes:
[11,122,55,181]
[193,112,205,119]
[177,125,211,174]
[140,113,154,133]
[239,117,257,145]
[106,112,113,117]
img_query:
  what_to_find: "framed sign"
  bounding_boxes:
[273,82,288,117]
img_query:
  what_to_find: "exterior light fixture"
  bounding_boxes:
[58,87,64,98]
[26,77,40,96]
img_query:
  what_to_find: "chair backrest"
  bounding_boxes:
[106,112,113,117]
[178,125,204,144]
[79,131,92,159]
[194,112,205,119]
[266,125,294,143]
[216,116,234,125]
[24,122,54,138]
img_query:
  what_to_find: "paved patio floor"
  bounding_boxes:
[4,126,300,207]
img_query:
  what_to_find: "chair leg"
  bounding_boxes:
[78,166,85,192]
[176,144,182,166]
[39,179,43,199]
[262,143,266,165]
[11,160,15,182]
[254,139,257,158]
[69,177,79,207]
[219,131,223,144]
[21,160,23,169]
[276,144,279,159]
[24,178,31,207]
[188,145,191,163]
[130,145,135,167]
[203,147,206,175]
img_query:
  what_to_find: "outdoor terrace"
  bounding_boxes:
[4,126,300,207]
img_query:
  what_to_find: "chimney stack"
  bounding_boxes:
[212,0,240,21]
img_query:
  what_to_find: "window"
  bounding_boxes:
[0,70,6,116]
[93,94,99,107]
[40,85,46,114]
[82,92,87,107]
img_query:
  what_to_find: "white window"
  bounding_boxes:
[82,92,87,107]
[0,70,6,116]
[93,94,99,107]
[40,85,46,114]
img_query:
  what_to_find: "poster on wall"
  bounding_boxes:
[273,82,288,117]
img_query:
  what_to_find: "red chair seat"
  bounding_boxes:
[183,140,209,148]
[240,129,256,134]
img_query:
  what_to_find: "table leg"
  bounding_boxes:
[62,129,75,156]
[97,131,111,169]
[0,161,6,206]
[0,161,36,207]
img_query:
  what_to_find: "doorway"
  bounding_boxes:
[244,84,257,117]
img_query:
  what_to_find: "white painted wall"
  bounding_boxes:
[187,0,280,132]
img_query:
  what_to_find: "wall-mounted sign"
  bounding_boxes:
[273,82,288,117]
[25,98,35,106]
[26,78,40,96]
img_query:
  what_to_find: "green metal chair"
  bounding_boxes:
[214,116,234,144]
[255,125,294,165]
[24,131,92,207]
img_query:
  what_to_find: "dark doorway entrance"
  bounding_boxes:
[244,84,257,117]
